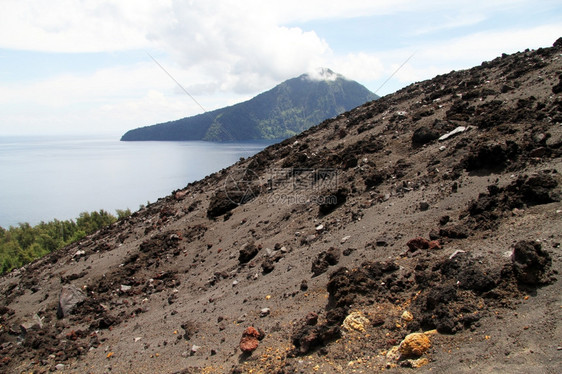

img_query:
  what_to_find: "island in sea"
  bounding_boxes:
[120,68,378,142]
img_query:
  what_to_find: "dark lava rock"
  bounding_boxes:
[439,225,469,239]
[412,126,440,146]
[291,323,341,355]
[318,188,348,216]
[91,313,119,330]
[261,258,275,274]
[327,261,399,309]
[364,170,386,190]
[416,284,461,334]
[439,252,497,293]
[552,73,562,94]
[414,282,481,334]
[410,251,503,334]
[57,285,86,319]
[139,232,183,254]
[311,247,341,277]
[305,312,318,326]
[207,191,239,218]
[446,100,475,121]
[466,173,559,230]
[181,321,199,340]
[239,242,259,264]
[342,248,355,256]
[439,215,450,226]
[326,307,348,326]
[463,142,519,172]
[518,174,559,205]
[473,100,512,129]
[327,267,375,308]
[345,136,385,154]
[512,241,552,285]
[159,206,175,219]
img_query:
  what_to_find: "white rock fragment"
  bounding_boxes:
[438,126,471,141]
[449,249,466,259]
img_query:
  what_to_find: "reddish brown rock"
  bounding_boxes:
[239,326,262,354]
[407,237,441,251]
[305,312,318,326]
[407,237,430,251]
[429,240,441,250]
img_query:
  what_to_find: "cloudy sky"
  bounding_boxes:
[1,0,561,137]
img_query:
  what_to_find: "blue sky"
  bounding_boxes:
[1,0,561,136]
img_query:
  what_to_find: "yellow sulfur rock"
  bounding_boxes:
[342,311,370,332]
[399,332,431,357]
[409,357,430,368]
[386,345,400,361]
[401,310,414,322]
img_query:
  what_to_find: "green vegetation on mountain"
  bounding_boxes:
[0,209,131,274]
[121,69,378,142]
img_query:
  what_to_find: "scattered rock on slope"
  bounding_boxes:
[57,285,85,319]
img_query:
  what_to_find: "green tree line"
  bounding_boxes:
[0,209,131,274]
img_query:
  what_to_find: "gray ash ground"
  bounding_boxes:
[1,39,562,373]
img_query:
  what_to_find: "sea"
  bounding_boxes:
[0,135,276,228]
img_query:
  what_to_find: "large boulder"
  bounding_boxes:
[512,241,552,285]
[57,285,85,319]
[239,242,259,264]
[412,126,440,146]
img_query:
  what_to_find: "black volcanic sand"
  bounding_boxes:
[1,39,561,373]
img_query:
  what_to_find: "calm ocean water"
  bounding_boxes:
[0,135,274,228]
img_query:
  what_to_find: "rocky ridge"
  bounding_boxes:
[1,39,562,373]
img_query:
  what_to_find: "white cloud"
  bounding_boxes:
[412,12,487,36]
[265,21,559,98]
[0,0,560,134]
[1,0,556,54]
[330,52,386,83]
[0,61,212,135]
[0,0,164,52]
[148,2,333,94]
[407,24,562,74]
